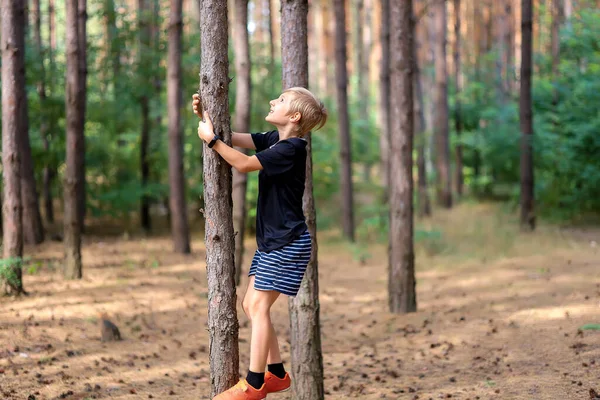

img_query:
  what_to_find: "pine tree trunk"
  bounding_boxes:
[200,0,239,396]
[64,0,84,279]
[266,0,275,84]
[433,0,452,208]
[282,1,325,398]
[504,1,514,93]
[33,0,54,225]
[2,0,26,295]
[139,0,151,233]
[520,0,535,231]
[18,0,44,246]
[550,0,563,77]
[352,0,364,99]
[167,0,190,254]
[232,0,251,285]
[412,4,431,217]
[46,0,57,223]
[379,0,390,190]
[317,0,333,98]
[77,0,87,230]
[333,0,355,241]
[17,0,43,244]
[453,0,463,197]
[389,0,416,314]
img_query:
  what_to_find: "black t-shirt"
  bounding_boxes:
[251,130,308,252]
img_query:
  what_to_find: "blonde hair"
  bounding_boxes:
[283,87,328,136]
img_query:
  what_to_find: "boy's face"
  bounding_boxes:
[265,93,300,127]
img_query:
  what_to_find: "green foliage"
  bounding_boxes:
[580,324,600,331]
[455,9,600,219]
[0,257,25,288]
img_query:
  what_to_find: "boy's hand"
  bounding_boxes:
[192,93,203,119]
[197,111,214,144]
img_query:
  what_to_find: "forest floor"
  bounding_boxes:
[1,203,599,400]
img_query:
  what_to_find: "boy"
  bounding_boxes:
[192,87,327,400]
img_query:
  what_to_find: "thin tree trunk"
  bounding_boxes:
[520,0,535,231]
[266,0,275,84]
[333,0,355,241]
[2,0,26,295]
[34,0,54,225]
[168,0,190,254]
[433,0,452,208]
[318,0,333,98]
[505,1,514,93]
[453,0,463,197]
[232,0,251,285]
[18,0,44,245]
[78,0,87,230]
[352,0,364,99]
[412,3,431,217]
[282,1,325,398]
[64,0,84,279]
[550,0,563,78]
[46,0,57,222]
[564,0,571,19]
[200,0,239,395]
[389,0,416,313]
[379,0,390,190]
[139,0,151,232]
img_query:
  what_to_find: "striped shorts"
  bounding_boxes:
[248,230,312,297]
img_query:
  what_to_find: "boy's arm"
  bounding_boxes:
[197,112,262,173]
[211,141,263,173]
[231,132,256,150]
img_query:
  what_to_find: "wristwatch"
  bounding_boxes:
[208,134,222,148]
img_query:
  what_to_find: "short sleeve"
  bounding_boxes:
[251,130,279,152]
[255,141,296,176]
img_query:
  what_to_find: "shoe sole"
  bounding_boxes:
[268,387,291,394]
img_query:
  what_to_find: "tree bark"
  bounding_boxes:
[2,0,25,295]
[504,1,514,94]
[139,0,151,232]
[266,0,275,84]
[352,0,364,98]
[232,0,251,285]
[78,0,87,230]
[46,0,57,223]
[64,0,84,279]
[379,0,391,190]
[333,0,355,242]
[17,0,44,245]
[200,0,239,396]
[282,1,325,398]
[412,3,431,217]
[520,0,535,231]
[33,0,54,225]
[550,0,563,78]
[433,0,452,208]
[453,0,463,197]
[389,0,416,313]
[168,0,191,254]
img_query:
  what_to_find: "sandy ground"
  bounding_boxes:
[1,204,599,400]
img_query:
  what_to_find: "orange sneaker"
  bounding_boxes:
[264,371,291,394]
[213,379,267,400]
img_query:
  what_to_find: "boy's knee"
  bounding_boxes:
[245,296,272,318]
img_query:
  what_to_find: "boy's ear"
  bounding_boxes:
[289,112,301,123]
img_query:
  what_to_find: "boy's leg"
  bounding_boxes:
[247,288,280,373]
[242,277,283,365]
